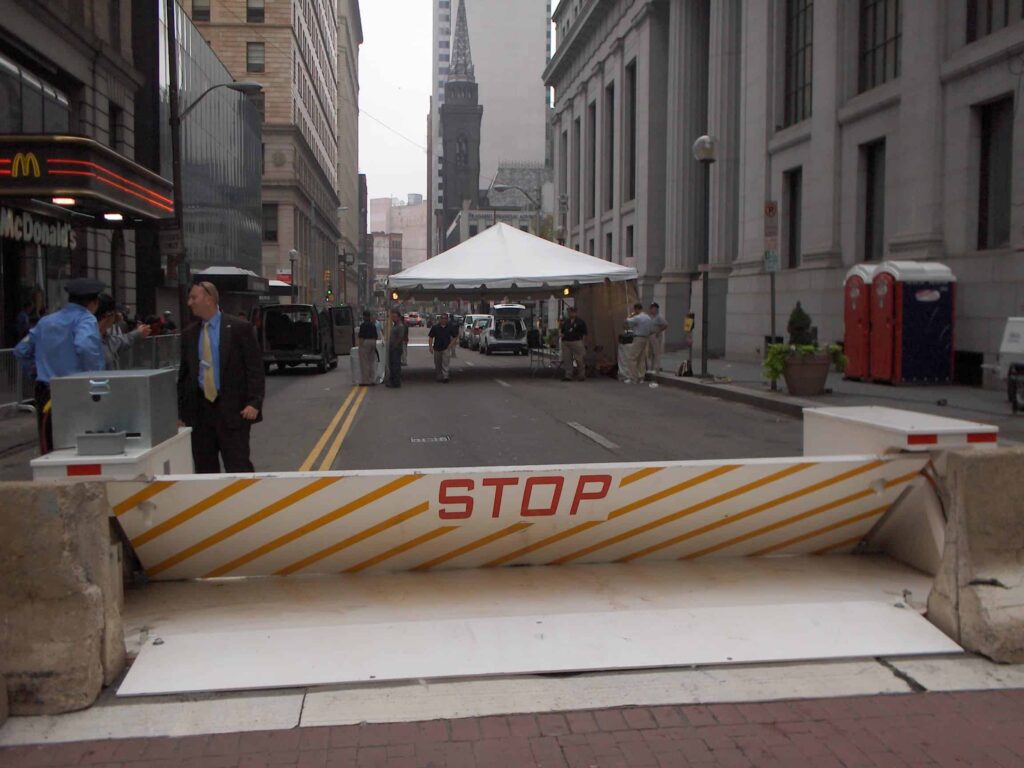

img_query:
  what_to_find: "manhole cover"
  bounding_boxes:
[410,436,451,443]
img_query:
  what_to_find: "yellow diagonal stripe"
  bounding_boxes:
[318,386,368,471]
[276,501,430,576]
[413,522,533,571]
[689,469,920,559]
[814,535,864,555]
[299,388,358,471]
[112,481,176,517]
[205,474,422,577]
[131,478,259,548]
[557,463,814,565]
[621,460,883,563]
[751,504,890,557]
[608,465,741,521]
[619,467,663,488]
[147,477,342,576]
[344,526,457,573]
[484,521,604,568]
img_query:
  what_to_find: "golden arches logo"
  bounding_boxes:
[12,152,41,179]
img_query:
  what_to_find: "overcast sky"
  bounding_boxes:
[358,0,432,206]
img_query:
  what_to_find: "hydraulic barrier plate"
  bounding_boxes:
[107,454,927,580]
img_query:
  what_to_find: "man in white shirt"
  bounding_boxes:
[648,302,669,373]
[624,303,654,383]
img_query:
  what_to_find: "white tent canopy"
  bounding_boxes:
[387,223,637,294]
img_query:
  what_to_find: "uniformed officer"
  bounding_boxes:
[15,277,107,453]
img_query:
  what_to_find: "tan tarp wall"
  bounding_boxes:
[574,280,635,372]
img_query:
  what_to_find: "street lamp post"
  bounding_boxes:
[492,184,542,236]
[289,249,298,301]
[165,0,261,320]
[692,135,718,379]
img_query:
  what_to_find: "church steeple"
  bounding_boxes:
[449,0,475,83]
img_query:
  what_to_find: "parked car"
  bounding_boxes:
[480,305,529,355]
[460,313,491,347]
[259,303,338,374]
[404,311,424,327]
[468,316,492,350]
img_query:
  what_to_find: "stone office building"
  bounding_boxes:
[547,0,1024,379]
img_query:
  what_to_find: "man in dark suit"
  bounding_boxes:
[177,281,265,473]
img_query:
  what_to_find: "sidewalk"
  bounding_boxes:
[2,690,1021,767]
[655,352,1024,444]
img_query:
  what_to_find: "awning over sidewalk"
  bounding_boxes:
[387,223,637,296]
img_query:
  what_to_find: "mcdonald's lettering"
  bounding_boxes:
[11,152,41,179]
[0,207,76,249]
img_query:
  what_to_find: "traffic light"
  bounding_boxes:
[325,287,333,302]
[562,286,572,297]
[390,290,399,301]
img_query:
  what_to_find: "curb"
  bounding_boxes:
[651,372,815,419]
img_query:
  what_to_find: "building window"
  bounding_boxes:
[605,232,613,261]
[586,101,597,218]
[967,0,1024,42]
[520,225,529,232]
[192,0,210,22]
[469,224,479,236]
[250,91,265,122]
[604,82,615,211]
[110,0,121,47]
[862,139,886,262]
[0,55,70,134]
[559,129,568,226]
[246,43,265,72]
[588,238,595,256]
[624,59,637,202]
[783,0,813,127]
[440,41,450,49]
[978,96,1014,250]
[262,204,278,242]
[247,0,265,23]
[571,117,581,224]
[626,225,634,261]
[858,0,901,93]
[108,103,121,149]
[784,168,803,269]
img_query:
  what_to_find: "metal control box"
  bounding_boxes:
[50,369,178,451]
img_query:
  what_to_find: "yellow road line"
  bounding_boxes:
[614,460,881,563]
[147,477,342,576]
[751,504,890,557]
[204,474,422,577]
[112,480,176,517]
[344,526,457,573]
[557,463,813,565]
[298,388,358,471]
[484,521,604,568]
[275,501,430,575]
[814,535,865,555]
[131,478,259,548]
[413,522,533,571]
[691,470,920,559]
[619,467,663,488]
[317,386,368,471]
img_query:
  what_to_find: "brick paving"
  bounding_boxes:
[1,690,1022,767]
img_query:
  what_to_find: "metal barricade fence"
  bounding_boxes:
[117,333,181,371]
[0,348,35,412]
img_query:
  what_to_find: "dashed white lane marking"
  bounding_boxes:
[566,421,619,451]
[465,361,476,367]
[494,379,512,388]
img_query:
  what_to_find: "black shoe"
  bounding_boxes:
[443,378,450,383]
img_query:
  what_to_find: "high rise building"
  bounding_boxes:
[428,0,551,256]
[186,0,361,305]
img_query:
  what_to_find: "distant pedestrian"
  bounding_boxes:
[14,277,107,453]
[177,281,264,473]
[428,313,454,383]
[15,300,34,340]
[559,306,587,381]
[95,293,151,370]
[386,309,407,388]
[357,310,379,386]
[624,302,654,383]
[648,302,668,373]
[162,310,178,332]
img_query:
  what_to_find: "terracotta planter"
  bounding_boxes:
[782,352,831,396]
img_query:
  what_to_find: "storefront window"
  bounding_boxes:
[0,53,69,134]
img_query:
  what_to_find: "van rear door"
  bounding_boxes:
[330,305,354,356]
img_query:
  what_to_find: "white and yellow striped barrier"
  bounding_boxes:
[107,454,927,581]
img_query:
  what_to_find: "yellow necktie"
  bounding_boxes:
[202,323,217,402]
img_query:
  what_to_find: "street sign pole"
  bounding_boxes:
[763,201,780,390]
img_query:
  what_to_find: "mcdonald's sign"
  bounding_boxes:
[11,152,41,179]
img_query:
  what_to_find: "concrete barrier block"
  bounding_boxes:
[0,481,124,714]
[927,448,1024,663]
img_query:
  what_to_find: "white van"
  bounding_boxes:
[480,304,529,356]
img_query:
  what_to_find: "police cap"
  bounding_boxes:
[64,277,107,297]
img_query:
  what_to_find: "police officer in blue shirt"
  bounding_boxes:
[15,277,107,453]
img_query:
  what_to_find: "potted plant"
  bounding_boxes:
[763,302,847,396]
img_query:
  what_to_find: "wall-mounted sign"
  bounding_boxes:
[0,206,77,249]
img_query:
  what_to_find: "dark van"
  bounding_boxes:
[260,303,338,374]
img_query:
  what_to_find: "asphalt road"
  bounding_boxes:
[252,328,804,472]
